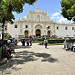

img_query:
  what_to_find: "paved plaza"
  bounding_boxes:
[0,42,75,75]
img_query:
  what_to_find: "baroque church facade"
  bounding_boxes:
[7,8,75,40]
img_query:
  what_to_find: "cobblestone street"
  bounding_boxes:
[0,42,75,75]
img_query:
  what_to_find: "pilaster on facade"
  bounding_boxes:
[6,8,75,40]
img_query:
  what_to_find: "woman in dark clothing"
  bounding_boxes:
[1,41,12,60]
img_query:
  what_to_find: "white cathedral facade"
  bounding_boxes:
[7,8,75,40]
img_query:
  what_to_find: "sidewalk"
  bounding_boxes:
[0,43,75,75]
[0,58,7,66]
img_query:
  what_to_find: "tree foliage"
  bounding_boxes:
[7,34,12,39]
[61,0,75,22]
[0,0,37,23]
[0,0,37,40]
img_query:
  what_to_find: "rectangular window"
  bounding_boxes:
[47,26,50,29]
[65,27,67,30]
[72,27,74,30]
[15,25,17,28]
[25,25,28,28]
[57,26,59,30]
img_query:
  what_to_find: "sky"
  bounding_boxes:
[13,0,73,24]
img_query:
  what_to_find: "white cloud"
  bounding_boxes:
[58,17,67,23]
[51,12,60,20]
[51,16,54,19]
[52,12,60,17]
[51,11,73,24]
[57,17,60,19]
[24,16,26,18]
[18,18,22,19]
[60,11,62,13]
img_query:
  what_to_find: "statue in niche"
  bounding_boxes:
[37,15,40,21]
[20,29,22,34]
[20,25,22,28]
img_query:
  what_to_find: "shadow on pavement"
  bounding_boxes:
[15,45,32,49]
[0,50,58,74]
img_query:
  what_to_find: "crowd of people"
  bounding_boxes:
[1,36,75,61]
[21,38,32,46]
[64,38,75,52]
[0,36,33,60]
[0,38,17,60]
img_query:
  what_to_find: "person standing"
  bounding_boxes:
[66,38,70,51]
[30,36,32,46]
[7,39,11,46]
[44,38,48,48]
[21,39,25,46]
[27,39,30,46]
[30,39,32,46]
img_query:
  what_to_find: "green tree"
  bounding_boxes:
[7,34,12,39]
[61,0,75,22]
[0,0,37,41]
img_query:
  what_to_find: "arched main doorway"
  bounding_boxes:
[48,31,50,37]
[36,29,41,36]
[25,30,28,37]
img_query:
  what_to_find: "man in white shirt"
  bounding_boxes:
[44,38,48,48]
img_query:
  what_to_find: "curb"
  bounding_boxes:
[0,58,7,66]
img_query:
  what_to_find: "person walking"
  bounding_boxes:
[44,38,48,48]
